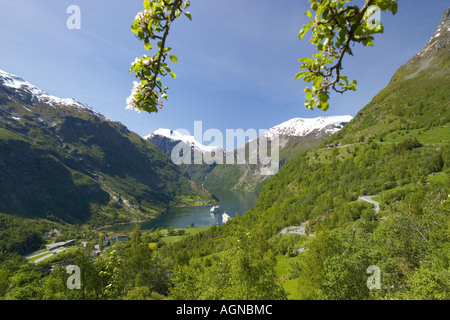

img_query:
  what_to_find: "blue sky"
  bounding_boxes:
[0,0,448,146]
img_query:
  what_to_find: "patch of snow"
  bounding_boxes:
[0,69,104,118]
[262,115,353,140]
[145,128,222,154]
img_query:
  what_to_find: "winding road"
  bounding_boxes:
[358,195,380,214]
[351,195,381,231]
[278,225,314,237]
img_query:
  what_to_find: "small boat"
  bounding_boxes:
[222,212,232,224]
[210,205,221,213]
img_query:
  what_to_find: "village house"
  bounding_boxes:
[43,228,61,239]
[104,235,128,247]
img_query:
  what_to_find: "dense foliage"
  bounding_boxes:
[0,213,48,263]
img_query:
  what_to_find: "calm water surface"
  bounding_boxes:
[109,190,258,232]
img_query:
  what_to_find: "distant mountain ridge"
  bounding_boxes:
[0,69,215,225]
[145,116,352,192]
[147,116,352,156]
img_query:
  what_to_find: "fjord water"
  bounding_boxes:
[110,190,258,232]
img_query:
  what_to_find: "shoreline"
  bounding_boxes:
[96,213,161,233]
[96,203,215,233]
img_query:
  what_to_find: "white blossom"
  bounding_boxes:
[131,57,139,66]
[126,81,143,111]
[135,10,153,26]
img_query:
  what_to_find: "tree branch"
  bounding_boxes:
[149,0,183,93]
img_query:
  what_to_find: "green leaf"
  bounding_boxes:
[169,72,177,79]
[298,21,313,39]
[143,0,150,10]
[169,55,178,63]
[295,71,309,81]
[303,75,314,83]
[363,38,374,47]
[185,12,192,21]
[144,42,153,50]
[318,101,329,111]
[391,2,398,15]
[298,57,313,64]
[131,19,141,34]
[313,77,323,88]
[318,92,328,102]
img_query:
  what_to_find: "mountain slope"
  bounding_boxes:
[0,70,215,225]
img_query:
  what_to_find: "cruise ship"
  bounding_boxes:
[222,213,232,224]
[210,205,221,213]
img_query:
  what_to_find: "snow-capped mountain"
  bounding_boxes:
[0,69,103,118]
[262,115,353,142]
[202,115,353,191]
[144,128,223,157]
